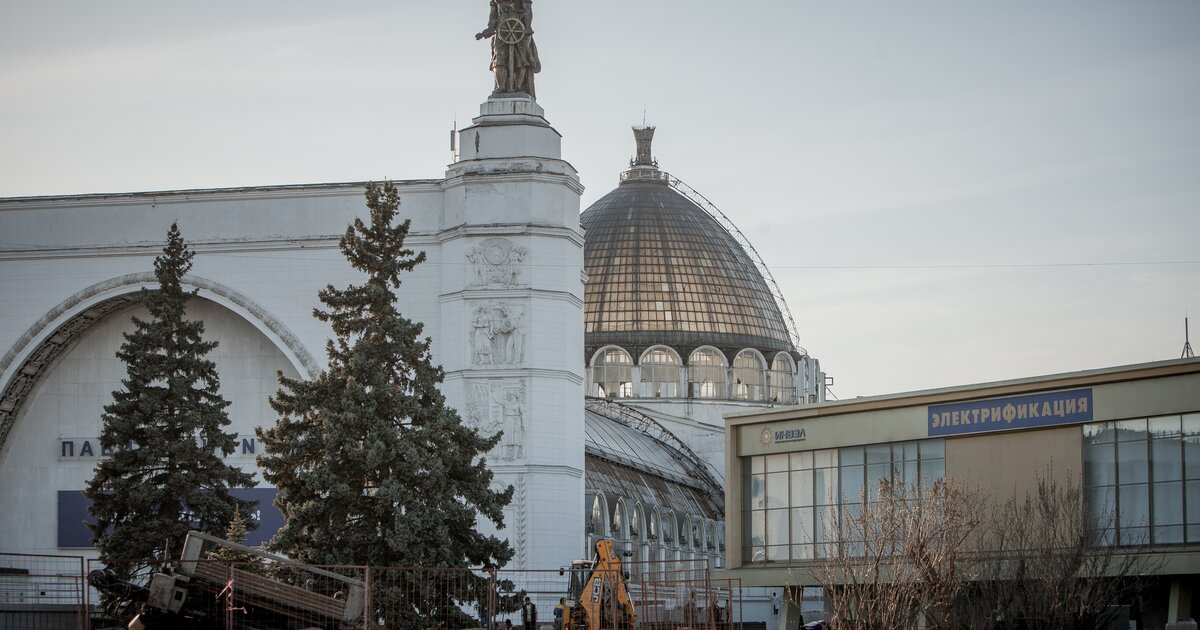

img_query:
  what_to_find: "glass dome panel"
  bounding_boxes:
[582,180,794,355]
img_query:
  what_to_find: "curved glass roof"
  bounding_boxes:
[581,129,793,359]
[584,402,723,521]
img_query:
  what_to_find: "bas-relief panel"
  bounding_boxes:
[465,238,527,289]
[470,301,525,367]
[466,378,527,462]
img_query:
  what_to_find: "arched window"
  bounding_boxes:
[770,353,797,404]
[612,499,627,543]
[590,494,610,537]
[630,503,646,579]
[688,347,727,399]
[589,347,634,398]
[716,522,726,569]
[639,346,681,398]
[732,350,767,401]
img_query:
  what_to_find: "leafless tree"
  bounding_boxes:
[815,473,1155,630]
[817,478,986,630]
[971,474,1155,630]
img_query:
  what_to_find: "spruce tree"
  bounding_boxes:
[84,223,254,584]
[257,181,513,626]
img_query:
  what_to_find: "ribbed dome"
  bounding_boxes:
[581,129,793,359]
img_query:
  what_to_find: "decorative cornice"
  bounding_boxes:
[440,289,583,307]
[441,169,585,195]
[436,224,585,246]
[445,368,584,385]
[0,180,444,211]
[0,233,444,261]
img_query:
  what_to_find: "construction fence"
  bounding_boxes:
[54,556,743,629]
[0,552,87,630]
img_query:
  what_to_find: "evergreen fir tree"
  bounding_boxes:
[210,506,263,568]
[257,181,513,626]
[84,223,254,584]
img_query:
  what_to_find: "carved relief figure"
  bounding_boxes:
[492,382,527,460]
[466,247,486,287]
[471,302,525,366]
[466,379,527,462]
[465,238,528,289]
[473,307,495,365]
[475,0,541,98]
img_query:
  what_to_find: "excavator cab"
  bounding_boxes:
[563,559,593,609]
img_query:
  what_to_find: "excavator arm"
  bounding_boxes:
[565,538,636,630]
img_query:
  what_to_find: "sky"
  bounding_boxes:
[1,1,1198,399]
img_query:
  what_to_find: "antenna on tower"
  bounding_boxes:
[450,114,459,162]
[1184,316,1195,359]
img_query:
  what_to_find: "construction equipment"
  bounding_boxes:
[561,538,636,630]
[89,530,364,629]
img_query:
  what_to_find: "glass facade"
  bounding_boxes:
[1084,413,1200,546]
[744,439,945,563]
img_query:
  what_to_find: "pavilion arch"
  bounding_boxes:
[629,501,647,578]
[586,492,611,551]
[687,346,727,400]
[588,345,634,398]
[612,497,631,543]
[732,348,768,401]
[647,506,662,563]
[769,352,798,404]
[660,508,678,563]
[638,345,682,398]
[715,522,727,569]
[611,498,634,573]
[0,273,319,458]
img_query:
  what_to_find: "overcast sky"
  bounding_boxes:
[2,1,1197,399]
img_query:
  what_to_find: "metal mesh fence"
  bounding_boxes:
[0,552,86,630]
[71,553,742,629]
[626,560,742,629]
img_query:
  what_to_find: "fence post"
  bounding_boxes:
[487,566,497,630]
[364,565,372,630]
[76,555,87,630]
[705,560,713,630]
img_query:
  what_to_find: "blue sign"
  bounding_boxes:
[57,488,284,549]
[928,388,1093,437]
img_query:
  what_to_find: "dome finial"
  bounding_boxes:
[631,126,657,168]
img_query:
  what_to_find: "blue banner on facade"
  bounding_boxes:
[928,388,1093,437]
[57,487,284,549]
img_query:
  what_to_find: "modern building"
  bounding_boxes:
[722,357,1200,629]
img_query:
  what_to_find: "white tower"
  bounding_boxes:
[440,94,586,569]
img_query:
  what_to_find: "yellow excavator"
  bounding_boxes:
[561,538,637,630]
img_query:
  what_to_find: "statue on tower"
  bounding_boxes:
[475,0,541,99]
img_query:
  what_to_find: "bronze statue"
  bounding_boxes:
[475,0,541,99]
